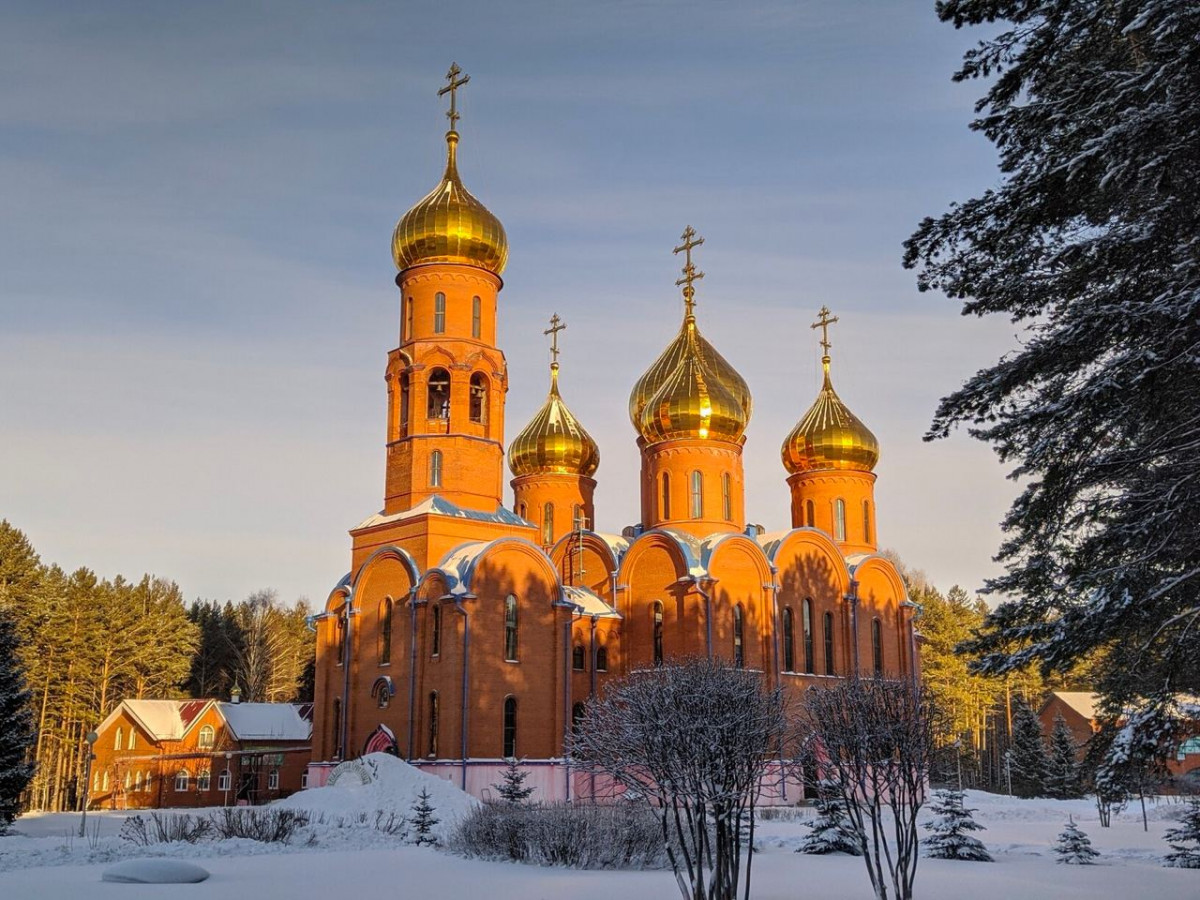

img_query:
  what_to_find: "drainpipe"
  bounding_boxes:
[340,594,355,760]
[563,617,573,802]
[407,590,419,762]
[847,578,860,677]
[900,599,923,692]
[686,575,715,658]
[451,595,471,791]
[589,615,598,698]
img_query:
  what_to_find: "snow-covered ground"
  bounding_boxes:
[1,781,1196,899]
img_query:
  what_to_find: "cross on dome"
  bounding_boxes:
[438,62,470,132]
[673,226,705,317]
[811,305,839,358]
[544,313,566,368]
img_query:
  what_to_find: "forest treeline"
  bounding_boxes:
[0,521,315,812]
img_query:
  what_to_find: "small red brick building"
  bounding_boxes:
[90,699,312,809]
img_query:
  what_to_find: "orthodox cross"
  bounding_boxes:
[571,509,588,585]
[673,226,705,317]
[811,305,839,356]
[544,313,566,366]
[438,62,470,131]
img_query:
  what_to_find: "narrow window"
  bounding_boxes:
[472,295,481,338]
[824,611,835,676]
[175,769,189,792]
[434,292,446,334]
[595,646,608,672]
[427,368,450,419]
[115,727,123,750]
[722,472,732,521]
[863,500,872,543]
[218,770,231,792]
[872,618,883,675]
[430,450,443,487]
[335,615,345,666]
[572,644,585,671]
[198,725,215,751]
[102,771,109,792]
[541,502,554,545]
[690,470,704,518]
[469,373,487,424]
[805,499,815,528]
[399,374,410,436]
[571,702,586,736]
[332,697,343,758]
[300,772,308,789]
[572,504,585,530]
[428,691,439,757]
[834,498,846,542]
[431,604,441,657]
[268,770,279,790]
[128,729,136,750]
[518,501,527,520]
[661,473,671,519]
[803,599,815,674]
[503,696,517,759]
[198,770,211,791]
[782,607,795,671]
[379,597,393,664]
[733,604,745,668]
[134,770,144,793]
[123,771,131,792]
[504,594,519,661]
[406,297,414,341]
[652,602,664,666]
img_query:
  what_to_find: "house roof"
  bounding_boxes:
[1045,692,1099,721]
[216,702,312,742]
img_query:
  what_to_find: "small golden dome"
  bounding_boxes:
[509,365,600,478]
[637,316,749,444]
[392,131,508,275]
[782,357,879,474]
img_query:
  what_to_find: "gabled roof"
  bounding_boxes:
[561,585,621,619]
[217,702,312,742]
[1045,692,1099,721]
[355,495,528,530]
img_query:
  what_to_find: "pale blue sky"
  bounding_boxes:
[0,1,1017,604]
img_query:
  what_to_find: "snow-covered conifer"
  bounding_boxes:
[1054,817,1099,865]
[1008,698,1049,798]
[410,787,440,846]
[921,789,991,861]
[1045,715,1081,800]
[0,607,35,830]
[797,782,861,856]
[1162,798,1200,869]
[493,758,534,806]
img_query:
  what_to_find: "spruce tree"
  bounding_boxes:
[797,783,862,855]
[1007,698,1049,798]
[921,789,991,861]
[0,607,35,830]
[1045,715,1081,800]
[410,788,439,846]
[493,757,534,806]
[1054,817,1099,865]
[1163,798,1200,869]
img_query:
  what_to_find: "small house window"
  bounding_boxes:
[722,472,732,521]
[472,295,482,338]
[198,770,211,791]
[218,770,231,792]
[134,770,144,792]
[268,770,279,790]
[503,696,517,758]
[469,373,487,424]
[115,727,123,750]
[430,450,443,487]
[782,607,795,672]
[198,725,215,750]
[429,691,439,757]
[434,292,446,334]
[175,769,189,792]
[733,604,745,668]
[123,771,131,792]
[834,498,846,542]
[504,594,519,662]
[427,368,450,419]
[690,470,703,519]
[824,611,835,676]
[127,729,136,750]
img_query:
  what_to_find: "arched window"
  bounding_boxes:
[134,770,144,793]
[595,646,608,672]
[197,770,211,791]
[335,614,346,666]
[504,594,519,661]
[431,604,441,657]
[127,729,136,750]
[661,473,671,519]
[405,297,413,341]
[541,502,554,546]
[782,607,795,671]
[102,770,109,792]
[834,498,846,542]
[572,644,585,671]
[503,696,517,759]
[863,500,872,543]
[823,611,835,676]
[733,604,745,668]
[805,499,815,528]
[430,450,443,487]
[198,725,215,750]
[123,771,131,792]
[472,295,482,338]
[399,373,410,436]
[428,691,439,758]
[652,602,664,666]
[803,599,815,674]
[379,598,393,664]
[115,727,123,750]
[722,472,732,521]
[175,769,189,792]
[332,697,343,758]
[433,292,446,334]
[427,367,450,420]
[469,373,487,424]
[690,470,704,519]
[571,702,586,736]
[872,618,883,674]
[572,504,585,530]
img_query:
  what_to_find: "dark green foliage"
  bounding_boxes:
[1163,799,1200,868]
[1045,715,1082,799]
[493,758,534,806]
[921,789,992,862]
[0,607,35,829]
[1007,698,1049,798]
[1054,817,1099,865]
[797,783,862,856]
[411,787,440,846]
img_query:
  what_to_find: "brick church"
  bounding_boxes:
[309,66,918,800]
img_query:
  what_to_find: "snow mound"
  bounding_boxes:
[278,754,477,840]
[101,858,210,883]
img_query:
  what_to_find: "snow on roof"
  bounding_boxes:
[561,585,621,619]
[355,496,528,530]
[120,700,191,740]
[1046,692,1099,721]
[217,702,312,742]
[592,532,630,562]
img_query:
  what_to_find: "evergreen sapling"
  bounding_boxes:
[410,788,439,846]
[1054,816,1099,865]
[1162,798,1200,869]
[493,757,534,806]
[797,782,861,855]
[0,607,35,831]
[1008,698,1050,798]
[921,789,992,861]
[1045,714,1081,799]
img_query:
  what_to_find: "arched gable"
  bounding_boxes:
[550,530,621,576]
[415,345,458,369]
[618,528,700,589]
[702,533,773,588]
[353,546,421,599]
[765,528,852,599]
[438,536,561,601]
[850,554,908,613]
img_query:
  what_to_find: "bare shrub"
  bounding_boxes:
[119,812,212,846]
[209,807,309,843]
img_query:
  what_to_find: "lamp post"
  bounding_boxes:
[223,751,233,808]
[79,730,98,838]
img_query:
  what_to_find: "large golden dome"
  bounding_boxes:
[392,131,508,275]
[782,356,879,474]
[637,315,749,444]
[509,364,600,478]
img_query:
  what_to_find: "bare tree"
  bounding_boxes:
[570,658,785,900]
[801,677,935,900]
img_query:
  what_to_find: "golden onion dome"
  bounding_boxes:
[392,130,508,275]
[782,356,879,474]
[508,364,600,478]
[637,315,749,444]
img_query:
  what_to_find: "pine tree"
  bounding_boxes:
[1045,715,1081,800]
[410,788,439,846]
[1163,799,1200,869]
[797,782,861,856]
[1007,698,1049,798]
[493,757,534,806]
[0,607,36,830]
[921,789,991,861]
[1054,817,1099,865]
